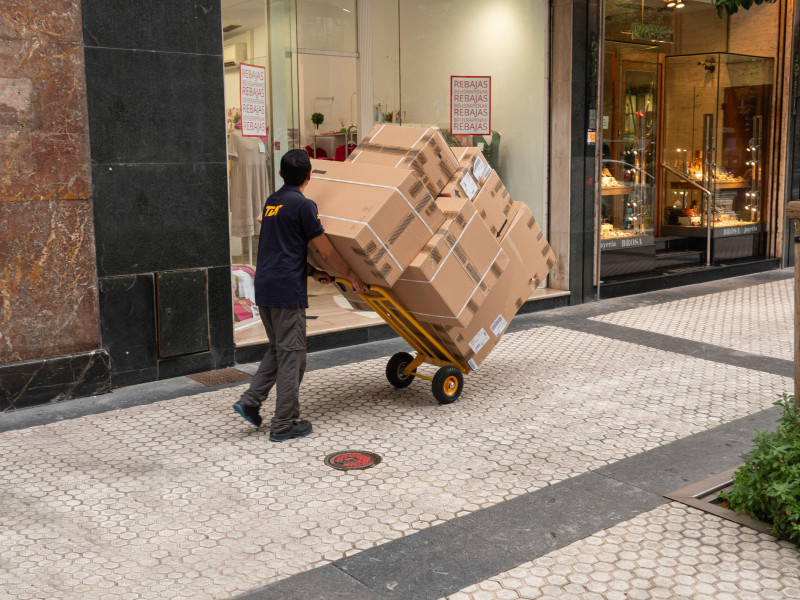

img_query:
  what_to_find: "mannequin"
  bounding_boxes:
[228,120,270,256]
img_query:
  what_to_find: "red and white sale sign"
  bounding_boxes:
[450,76,491,136]
[240,63,267,137]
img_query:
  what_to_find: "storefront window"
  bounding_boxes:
[224,0,550,349]
[371,0,549,224]
[599,0,779,281]
[600,42,658,276]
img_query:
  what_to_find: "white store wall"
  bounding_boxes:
[379,0,549,224]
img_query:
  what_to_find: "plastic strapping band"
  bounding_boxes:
[394,128,431,168]
[313,176,434,235]
[318,213,402,270]
[398,211,479,283]
[402,248,504,320]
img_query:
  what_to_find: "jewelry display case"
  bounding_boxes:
[660,53,773,262]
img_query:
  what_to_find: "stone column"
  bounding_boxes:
[0,0,108,409]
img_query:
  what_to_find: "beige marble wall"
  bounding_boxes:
[0,0,100,363]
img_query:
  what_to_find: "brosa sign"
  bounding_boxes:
[450,76,491,136]
[240,63,267,137]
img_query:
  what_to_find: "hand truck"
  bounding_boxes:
[335,278,471,404]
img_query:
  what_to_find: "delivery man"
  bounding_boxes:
[233,149,368,442]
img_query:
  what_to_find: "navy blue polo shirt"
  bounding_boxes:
[254,184,325,308]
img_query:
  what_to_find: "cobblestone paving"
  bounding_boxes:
[0,322,791,599]
[444,503,800,600]
[591,279,794,361]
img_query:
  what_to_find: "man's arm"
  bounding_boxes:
[310,233,369,294]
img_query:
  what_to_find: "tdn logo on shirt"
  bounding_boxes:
[264,204,283,217]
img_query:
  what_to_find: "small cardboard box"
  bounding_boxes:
[305,159,446,287]
[452,146,491,185]
[440,169,480,201]
[347,124,459,198]
[392,197,508,326]
[472,170,519,238]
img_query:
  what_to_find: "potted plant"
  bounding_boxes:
[311,112,324,130]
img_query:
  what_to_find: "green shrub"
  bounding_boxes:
[720,393,800,544]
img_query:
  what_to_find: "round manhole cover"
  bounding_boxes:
[324,451,382,471]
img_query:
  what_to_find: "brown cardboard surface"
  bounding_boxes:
[419,252,534,370]
[472,170,518,237]
[391,197,506,326]
[416,203,557,369]
[500,202,557,289]
[441,167,480,201]
[347,124,458,198]
[452,146,491,185]
[305,159,446,287]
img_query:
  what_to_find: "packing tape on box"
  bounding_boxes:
[402,248,505,321]
[312,176,435,236]
[393,128,432,168]
[397,211,480,284]
[318,213,403,271]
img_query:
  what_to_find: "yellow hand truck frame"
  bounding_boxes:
[335,278,471,404]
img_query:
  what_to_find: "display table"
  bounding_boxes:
[313,130,357,159]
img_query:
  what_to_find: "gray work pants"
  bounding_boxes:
[238,306,307,433]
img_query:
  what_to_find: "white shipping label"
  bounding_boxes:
[490,314,507,337]
[468,358,478,371]
[468,328,490,354]
[472,156,487,179]
[460,174,479,200]
[258,141,266,153]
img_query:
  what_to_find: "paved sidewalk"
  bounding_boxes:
[1,269,797,600]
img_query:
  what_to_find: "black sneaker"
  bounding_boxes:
[233,402,262,428]
[269,420,313,442]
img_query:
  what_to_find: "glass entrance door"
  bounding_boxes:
[660,53,773,264]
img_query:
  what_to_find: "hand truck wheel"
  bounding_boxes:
[386,352,416,389]
[432,366,463,404]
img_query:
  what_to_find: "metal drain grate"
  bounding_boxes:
[665,467,775,537]
[187,368,252,387]
[324,451,382,471]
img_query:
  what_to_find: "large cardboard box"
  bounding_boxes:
[347,124,459,198]
[305,159,446,287]
[391,195,508,326]
[417,203,557,370]
[472,170,519,238]
[419,253,534,371]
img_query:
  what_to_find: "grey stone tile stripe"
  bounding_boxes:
[553,319,794,379]
[232,406,780,600]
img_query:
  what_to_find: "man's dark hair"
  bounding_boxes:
[280,149,312,186]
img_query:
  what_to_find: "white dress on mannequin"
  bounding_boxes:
[228,130,269,238]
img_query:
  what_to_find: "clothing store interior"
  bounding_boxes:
[223,0,550,347]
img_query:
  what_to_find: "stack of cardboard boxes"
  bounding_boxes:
[306,124,556,371]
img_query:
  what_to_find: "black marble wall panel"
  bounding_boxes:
[156,270,209,358]
[82,0,222,54]
[0,350,110,411]
[208,265,235,366]
[91,163,229,278]
[83,48,226,165]
[99,275,158,387]
[569,0,600,303]
[80,0,233,387]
